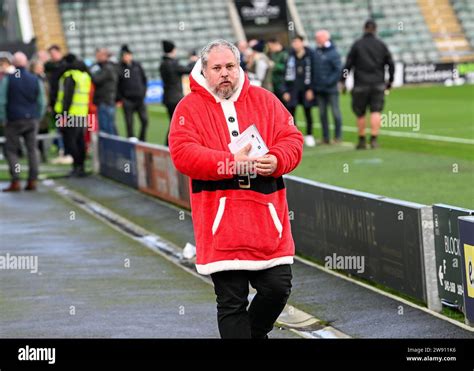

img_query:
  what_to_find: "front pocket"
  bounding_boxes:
[211,197,283,254]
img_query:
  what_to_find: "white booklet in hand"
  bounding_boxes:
[228,124,269,158]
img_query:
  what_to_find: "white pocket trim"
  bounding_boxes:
[212,197,227,235]
[268,202,283,238]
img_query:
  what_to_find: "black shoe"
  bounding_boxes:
[356,136,366,150]
[68,167,86,178]
[76,168,87,177]
[370,135,379,149]
[67,169,77,178]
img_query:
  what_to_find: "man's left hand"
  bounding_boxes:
[255,154,277,176]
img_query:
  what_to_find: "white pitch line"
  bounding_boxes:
[146,105,473,144]
[296,120,474,145]
[294,255,474,333]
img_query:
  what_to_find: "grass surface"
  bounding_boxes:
[116,84,474,208]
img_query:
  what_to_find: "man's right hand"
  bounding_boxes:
[282,92,290,103]
[233,143,256,175]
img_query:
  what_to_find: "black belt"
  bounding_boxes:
[192,175,285,194]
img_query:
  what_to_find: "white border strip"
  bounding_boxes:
[294,255,474,332]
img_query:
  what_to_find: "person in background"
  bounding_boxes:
[246,40,274,90]
[45,45,68,161]
[90,47,118,135]
[117,44,149,141]
[266,38,288,104]
[341,20,394,149]
[0,52,14,160]
[54,54,91,177]
[283,35,316,147]
[0,52,15,80]
[159,40,193,146]
[236,40,249,71]
[312,29,343,144]
[30,59,50,162]
[0,52,46,192]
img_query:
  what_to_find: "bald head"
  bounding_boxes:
[315,30,330,47]
[12,52,28,68]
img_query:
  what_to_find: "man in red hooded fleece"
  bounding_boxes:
[169,39,303,339]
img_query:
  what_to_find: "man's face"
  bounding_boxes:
[237,41,248,53]
[122,52,133,64]
[315,31,329,47]
[267,42,278,53]
[49,49,62,62]
[292,38,304,52]
[96,50,108,63]
[203,47,240,100]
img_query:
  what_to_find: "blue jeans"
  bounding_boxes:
[316,92,342,141]
[98,104,117,135]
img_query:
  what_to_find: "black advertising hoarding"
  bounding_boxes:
[285,176,427,303]
[403,62,455,84]
[235,0,287,26]
[458,216,474,325]
[98,134,138,188]
[433,204,473,308]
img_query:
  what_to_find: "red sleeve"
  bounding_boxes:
[168,101,235,181]
[267,97,304,178]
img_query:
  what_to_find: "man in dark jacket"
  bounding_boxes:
[267,38,288,104]
[90,47,118,135]
[159,40,193,146]
[117,45,149,141]
[54,54,91,177]
[44,45,65,112]
[313,30,343,144]
[342,20,395,149]
[0,52,46,192]
[283,35,316,147]
[45,45,67,157]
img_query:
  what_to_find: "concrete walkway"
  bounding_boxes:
[57,175,474,339]
[0,182,298,338]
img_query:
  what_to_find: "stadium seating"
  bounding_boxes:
[294,0,440,63]
[56,0,474,74]
[58,0,237,78]
[452,0,474,50]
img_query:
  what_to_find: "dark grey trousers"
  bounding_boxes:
[4,119,39,181]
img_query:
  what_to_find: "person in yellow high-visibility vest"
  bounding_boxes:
[54,54,91,177]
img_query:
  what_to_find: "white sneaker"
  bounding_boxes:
[304,135,316,147]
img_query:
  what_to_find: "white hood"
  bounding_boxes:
[190,59,246,103]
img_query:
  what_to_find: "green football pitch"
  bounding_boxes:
[116,84,474,209]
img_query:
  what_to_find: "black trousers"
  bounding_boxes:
[4,119,39,181]
[210,264,292,339]
[61,126,85,169]
[287,90,314,135]
[122,98,149,141]
[164,102,178,146]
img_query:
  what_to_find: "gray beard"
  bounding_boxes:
[214,79,239,99]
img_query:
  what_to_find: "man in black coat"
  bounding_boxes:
[159,40,193,146]
[283,35,316,147]
[117,45,149,141]
[90,48,118,135]
[341,20,394,149]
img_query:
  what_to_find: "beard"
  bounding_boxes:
[213,77,239,99]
